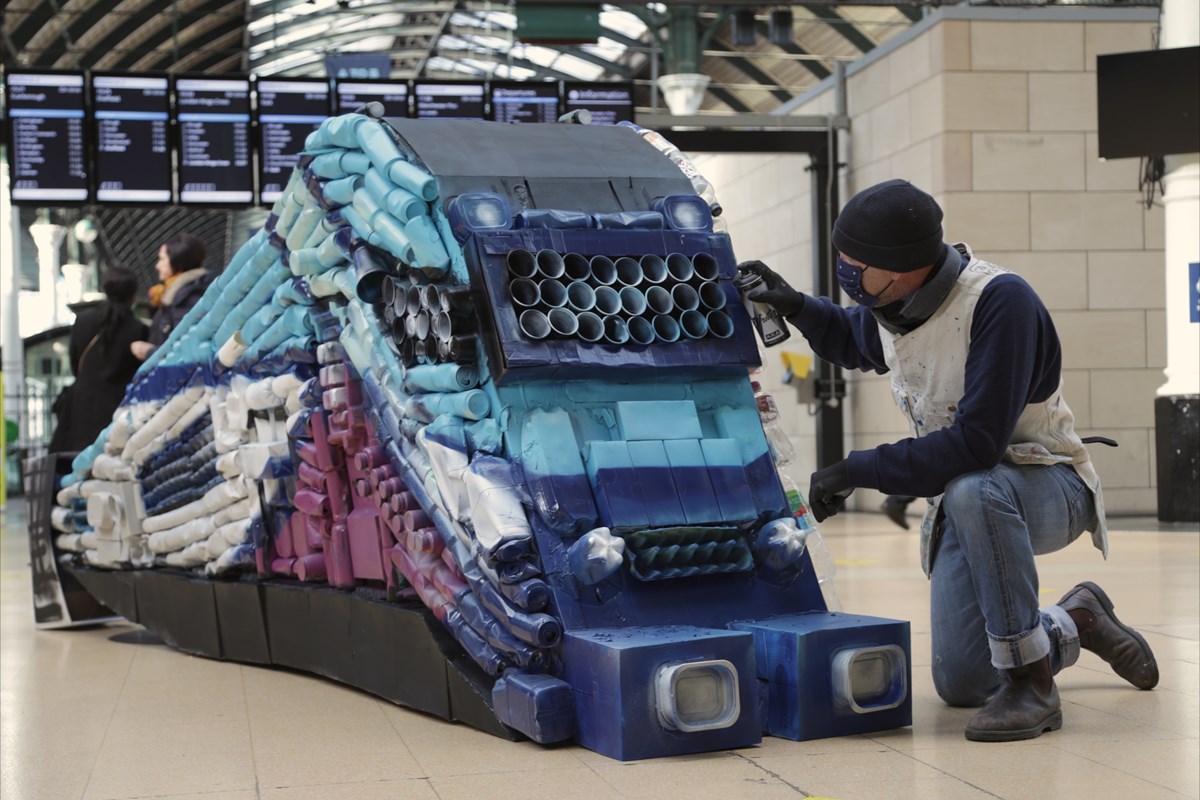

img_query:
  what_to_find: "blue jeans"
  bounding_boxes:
[930,462,1095,707]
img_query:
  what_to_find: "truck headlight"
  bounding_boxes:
[832,645,907,714]
[448,192,512,239]
[655,659,740,732]
[654,195,713,232]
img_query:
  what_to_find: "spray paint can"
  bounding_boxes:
[733,271,791,347]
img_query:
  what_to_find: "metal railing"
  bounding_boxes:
[3,378,68,498]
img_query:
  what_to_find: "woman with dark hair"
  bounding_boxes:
[130,232,213,360]
[50,267,149,452]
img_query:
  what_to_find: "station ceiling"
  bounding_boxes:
[3,1,931,115]
[1,0,1160,290]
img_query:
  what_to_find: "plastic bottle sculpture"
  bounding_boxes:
[39,114,912,761]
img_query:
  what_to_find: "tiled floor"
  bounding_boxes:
[1,499,1196,800]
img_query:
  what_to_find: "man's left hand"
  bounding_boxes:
[809,460,854,522]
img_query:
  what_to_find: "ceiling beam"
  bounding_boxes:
[169,25,244,73]
[754,19,830,80]
[424,49,585,82]
[800,5,877,53]
[251,20,441,48]
[705,39,794,105]
[10,3,59,61]
[707,85,753,114]
[109,5,244,71]
[539,44,636,78]
[407,8,451,78]
[67,1,181,71]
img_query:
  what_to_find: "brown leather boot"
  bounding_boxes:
[964,656,1062,742]
[1057,581,1158,690]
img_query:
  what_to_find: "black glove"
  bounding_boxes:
[737,260,806,317]
[808,460,854,522]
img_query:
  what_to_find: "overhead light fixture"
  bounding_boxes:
[769,9,794,46]
[656,73,711,116]
[733,9,757,47]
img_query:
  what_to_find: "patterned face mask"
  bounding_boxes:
[836,256,892,308]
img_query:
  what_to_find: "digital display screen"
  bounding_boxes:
[257,78,330,204]
[174,76,253,204]
[489,81,560,124]
[5,71,89,203]
[91,73,172,203]
[334,79,410,117]
[413,81,485,120]
[563,83,635,125]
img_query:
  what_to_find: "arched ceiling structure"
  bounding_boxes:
[2,0,1161,288]
[4,1,951,115]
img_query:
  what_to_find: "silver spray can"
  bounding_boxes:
[734,271,791,347]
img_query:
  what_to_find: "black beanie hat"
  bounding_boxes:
[832,179,944,272]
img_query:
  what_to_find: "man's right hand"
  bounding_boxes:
[130,341,155,361]
[737,260,807,317]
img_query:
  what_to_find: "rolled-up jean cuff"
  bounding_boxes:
[1043,603,1081,670]
[988,625,1050,670]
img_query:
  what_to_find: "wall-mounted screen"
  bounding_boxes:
[174,75,253,204]
[413,81,485,120]
[334,79,410,117]
[1097,46,1200,159]
[91,73,172,203]
[5,70,89,203]
[563,83,634,125]
[489,81,560,124]
[256,78,331,204]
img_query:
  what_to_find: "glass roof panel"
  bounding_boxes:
[249,0,339,35]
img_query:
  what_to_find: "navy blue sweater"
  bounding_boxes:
[791,260,1063,498]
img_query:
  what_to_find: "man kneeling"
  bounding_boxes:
[740,179,1158,741]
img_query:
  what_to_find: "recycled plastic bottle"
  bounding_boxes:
[752,370,843,610]
[619,122,723,216]
[752,378,796,464]
[778,468,842,611]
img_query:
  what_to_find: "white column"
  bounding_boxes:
[61,262,90,306]
[1,162,24,488]
[1156,0,1200,398]
[1153,0,1200,522]
[29,222,66,330]
[1158,156,1200,397]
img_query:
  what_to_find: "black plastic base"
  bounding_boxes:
[67,565,520,740]
[23,452,119,628]
[1155,394,1199,522]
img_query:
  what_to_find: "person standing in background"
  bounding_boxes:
[50,267,148,452]
[130,232,213,360]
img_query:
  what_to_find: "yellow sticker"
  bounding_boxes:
[780,351,812,378]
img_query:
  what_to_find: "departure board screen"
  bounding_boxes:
[91,73,172,203]
[257,78,330,204]
[489,81,560,124]
[414,81,485,120]
[334,79,410,117]
[563,83,635,125]
[174,76,253,204]
[5,71,89,203]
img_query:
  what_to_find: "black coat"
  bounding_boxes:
[148,268,214,346]
[50,303,149,453]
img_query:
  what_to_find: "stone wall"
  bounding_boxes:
[698,7,1164,514]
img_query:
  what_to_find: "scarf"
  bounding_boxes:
[872,244,965,336]
[148,272,182,309]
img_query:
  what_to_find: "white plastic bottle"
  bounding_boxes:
[752,378,796,464]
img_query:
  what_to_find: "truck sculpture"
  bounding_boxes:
[35,112,911,760]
